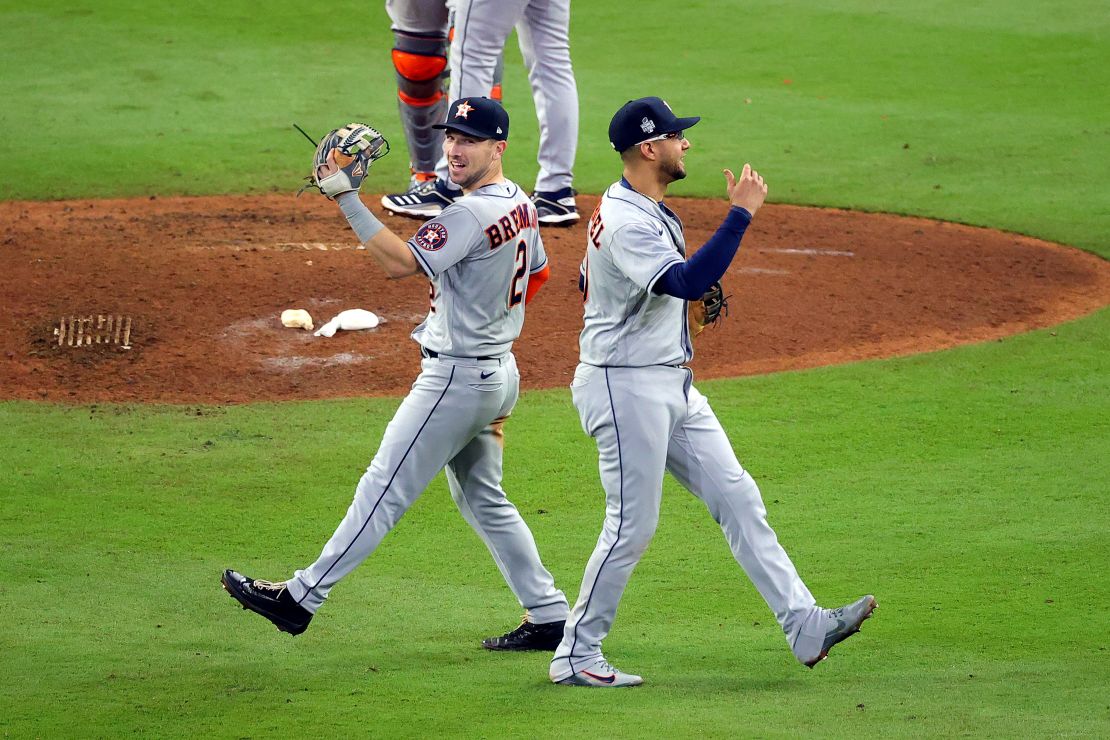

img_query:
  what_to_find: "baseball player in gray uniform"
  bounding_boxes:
[550,97,876,687]
[223,97,570,653]
[382,0,581,226]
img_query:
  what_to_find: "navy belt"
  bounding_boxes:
[421,347,494,361]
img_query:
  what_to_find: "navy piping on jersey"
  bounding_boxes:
[610,180,685,254]
[406,202,488,278]
[565,367,626,667]
[608,181,672,229]
[606,186,685,291]
[294,365,457,604]
[608,181,691,364]
[646,256,683,294]
[680,297,693,360]
[617,177,685,233]
[658,200,683,230]
[407,240,435,277]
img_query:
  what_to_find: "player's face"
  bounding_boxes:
[443,132,504,191]
[657,131,691,182]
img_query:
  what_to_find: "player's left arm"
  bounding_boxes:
[525,264,550,305]
[653,207,750,299]
[524,234,550,305]
[654,164,767,299]
[310,124,418,278]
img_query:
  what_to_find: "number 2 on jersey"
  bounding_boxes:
[508,239,527,307]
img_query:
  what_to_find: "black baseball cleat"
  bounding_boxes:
[531,187,580,226]
[221,569,313,636]
[381,177,459,219]
[482,617,566,651]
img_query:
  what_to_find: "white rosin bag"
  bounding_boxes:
[280,309,314,331]
[314,309,380,337]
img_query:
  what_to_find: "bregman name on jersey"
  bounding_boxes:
[484,201,539,248]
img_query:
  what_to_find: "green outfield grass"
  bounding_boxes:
[1,0,1108,737]
[1,0,1107,253]
[2,316,1107,736]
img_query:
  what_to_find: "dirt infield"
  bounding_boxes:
[2,193,1108,404]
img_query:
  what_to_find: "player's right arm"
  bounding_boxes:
[363,229,422,278]
[336,192,421,278]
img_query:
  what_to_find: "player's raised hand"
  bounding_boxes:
[724,164,768,217]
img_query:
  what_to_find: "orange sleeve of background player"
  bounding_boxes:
[525,264,551,305]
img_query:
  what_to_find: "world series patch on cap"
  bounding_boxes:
[433,97,510,141]
[608,96,700,152]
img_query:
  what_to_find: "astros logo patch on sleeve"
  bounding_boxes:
[414,222,448,251]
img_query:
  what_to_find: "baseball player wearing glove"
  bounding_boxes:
[223,98,571,653]
[550,97,876,688]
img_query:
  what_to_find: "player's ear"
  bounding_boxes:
[494,140,507,159]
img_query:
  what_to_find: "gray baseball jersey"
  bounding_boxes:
[285,179,567,626]
[551,178,820,682]
[407,180,547,357]
[578,179,692,367]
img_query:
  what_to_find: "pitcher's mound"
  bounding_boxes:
[2,194,1108,404]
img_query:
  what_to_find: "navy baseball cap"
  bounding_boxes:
[433,97,509,141]
[609,96,700,152]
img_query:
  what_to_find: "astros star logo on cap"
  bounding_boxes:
[455,101,475,119]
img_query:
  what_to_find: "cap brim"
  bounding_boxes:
[432,122,496,139]
[668,115,701,132]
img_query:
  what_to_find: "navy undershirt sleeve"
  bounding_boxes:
[653,206,752,299]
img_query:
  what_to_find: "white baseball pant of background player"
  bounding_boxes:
[385,0,505,183]
[385,0,452,182]
[285,179,568,627]
[437,0,578,193]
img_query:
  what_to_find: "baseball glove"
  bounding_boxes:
[306,123,390,200]
[688,280,729,337]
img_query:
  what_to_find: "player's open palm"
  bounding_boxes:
[724,164,768,217]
